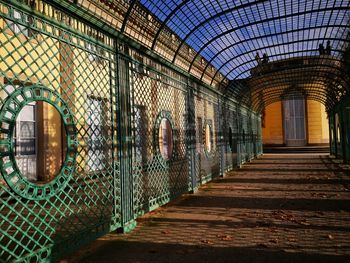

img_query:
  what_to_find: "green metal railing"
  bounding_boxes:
[0,1,262,262]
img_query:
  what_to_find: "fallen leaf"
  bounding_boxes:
[327,234,334,240]
[201,239,214,244]
[298,220,310,226]
[220,235,233,241]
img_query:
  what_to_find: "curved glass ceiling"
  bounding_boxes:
[138,0,349,80]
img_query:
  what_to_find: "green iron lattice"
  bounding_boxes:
[153,110,177,168]
[0,1,121,261]
[0,86,78,200]
[0,1,264,262]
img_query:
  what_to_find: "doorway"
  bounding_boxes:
[283,99,307,146]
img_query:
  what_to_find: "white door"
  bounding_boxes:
[283,99,307,146]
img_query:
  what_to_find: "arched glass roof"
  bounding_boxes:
[89,0,350,109]
[139,0,349,81]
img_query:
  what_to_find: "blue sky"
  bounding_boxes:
[139,0,349,79]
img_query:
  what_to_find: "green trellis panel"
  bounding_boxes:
[125,47,191,215]
[0,1,121,261]
[192,83,221,185]
[221,100,239,173]
[0,1,265,262]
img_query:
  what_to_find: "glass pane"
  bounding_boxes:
[87,98,105,171]
[20,121,35,138]
[20,104,35,121]
[205,124,212,152]
[159,118,173,160]
[16,139,35,155]
[284,99,306,144]
[14,102,66,183]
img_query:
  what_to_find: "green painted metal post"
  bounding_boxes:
[236,107,242,167]
[333,111,338,157]
[340,110,345,160]
[218,97,225,177]
[116,49,136,233]
[258,115,263,155]
[344,107,350,163]
[329,112,334,155]
[340,108,348,163]
[187,86,198,192]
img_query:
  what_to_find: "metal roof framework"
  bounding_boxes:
[99,0,350,110]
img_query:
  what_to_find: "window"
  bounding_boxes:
[204,123,213,153]
[155,112,174,162]
[134,105,147,163]
[337,124,341,144]
[330,124,333,144]
[86,96,107,171]
[14,102,37,181]
[0,84,74,198]
[158,118,173,160]
[196,117,202,153]
[3,84,36,181]
[4,83,67,183]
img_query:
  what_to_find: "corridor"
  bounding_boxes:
[67,154,350,263]
[1,1,349,261]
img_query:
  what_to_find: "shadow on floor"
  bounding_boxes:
[74,240,349,263]
[65,154,350,263]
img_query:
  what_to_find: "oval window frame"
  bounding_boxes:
[203,120,214,158]
[0,86,78,200]
[154,111,176,166]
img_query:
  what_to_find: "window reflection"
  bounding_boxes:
[205,124,212,153]
[159,118,173,160]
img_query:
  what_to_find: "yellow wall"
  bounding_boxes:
[307,100,329,144]
[321,103,330,142]
[1,11,114,179]
[262,100,329,145]
[37,103,63,181]
[262,101,284,145]
[0,17,63,181]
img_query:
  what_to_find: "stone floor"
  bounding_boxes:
[64,154,350,263]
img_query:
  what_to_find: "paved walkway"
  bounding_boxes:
[65,154,350,263]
